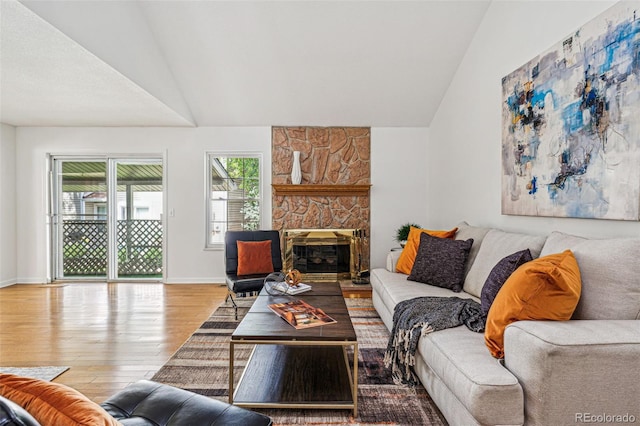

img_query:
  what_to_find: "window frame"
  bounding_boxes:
[205,152,263,249]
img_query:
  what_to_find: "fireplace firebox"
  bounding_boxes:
[283,229,367,282]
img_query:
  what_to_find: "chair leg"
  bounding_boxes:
[226,291,238,320]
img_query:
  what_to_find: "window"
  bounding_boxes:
[206,154,261,247]
[135,206,150,219]
[96,204,107,220]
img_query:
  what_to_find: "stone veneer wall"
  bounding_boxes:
[271,126,370,267]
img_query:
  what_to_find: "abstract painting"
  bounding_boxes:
[502,3,640,220]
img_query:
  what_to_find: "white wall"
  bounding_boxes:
[0,124,17,287]
[371,127,429,268]
[15,126,427,282]
[427,1,640,239]
[15,127,271,284]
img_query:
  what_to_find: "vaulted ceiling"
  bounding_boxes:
[0,0,490,127]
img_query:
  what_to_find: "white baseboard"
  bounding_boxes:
[0,278,17,288]
[15,278,48,285]
[5,278,226,286]
[163,277,226,285]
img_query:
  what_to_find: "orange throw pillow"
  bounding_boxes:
[0,374,120,426]
[484,250,582,358]
[236,240,274,276]
[395,226,458,274]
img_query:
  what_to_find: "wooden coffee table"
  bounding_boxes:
[229,281,358,415]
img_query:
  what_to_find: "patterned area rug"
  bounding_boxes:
[0,366,69,381]
[152,297,447,426]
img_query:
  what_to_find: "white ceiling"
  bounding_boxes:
[0,0,491,128]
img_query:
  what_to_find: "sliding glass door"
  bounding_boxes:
[52,159,108,279]
[111,160,163,279]
[50,156,163,281]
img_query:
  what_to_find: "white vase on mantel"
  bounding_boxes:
[291,151,302,185]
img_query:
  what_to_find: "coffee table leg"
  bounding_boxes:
[229,341,235,403]
[353,342,358,417]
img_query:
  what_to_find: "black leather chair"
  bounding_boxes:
[102,380,272,425]
[0,395,39,426]
[224,230,283,318]
[0,380,272,426]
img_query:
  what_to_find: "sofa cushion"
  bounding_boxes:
[418,327,523,425]
[372,268,480,304]
[463,229,546,298]
[0,374,119,426]
[370,268,478,326]
[540,231,640,320]
[453,222,492,277]
[485,250,582,358]
[408,233,473,292]
[480,249,533,315]
[236,240,274,276]
[395,226,458,274]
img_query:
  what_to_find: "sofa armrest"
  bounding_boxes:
[504,320,640,426]
[386,249,403,272]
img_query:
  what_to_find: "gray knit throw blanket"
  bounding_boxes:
[384,296,486,386]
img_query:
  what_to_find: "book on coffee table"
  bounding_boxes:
[268,299,337,329]
[270,281,312,295]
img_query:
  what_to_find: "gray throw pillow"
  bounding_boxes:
[407,233,474,292]
[480,249,533,315]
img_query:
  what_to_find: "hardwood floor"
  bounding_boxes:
[0,281,369,404]
[0,282,227,402]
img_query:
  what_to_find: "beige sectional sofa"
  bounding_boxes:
[370,222,640,426]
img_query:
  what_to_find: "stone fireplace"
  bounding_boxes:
[271,126,371,281]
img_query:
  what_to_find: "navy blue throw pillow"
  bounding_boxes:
[480,249,533,315]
